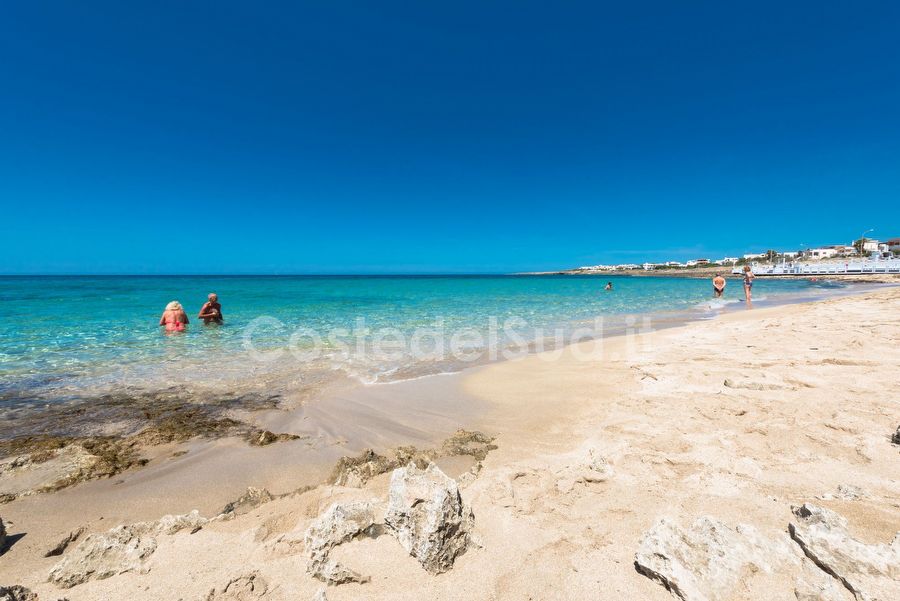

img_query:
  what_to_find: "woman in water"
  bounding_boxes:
[159,301,189,333]
[742,265,754,302]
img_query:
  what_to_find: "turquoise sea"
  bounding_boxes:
[0,274,857,420]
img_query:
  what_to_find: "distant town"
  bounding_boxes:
[564,236,900,273]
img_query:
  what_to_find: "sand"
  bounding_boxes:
[1,288,898,600]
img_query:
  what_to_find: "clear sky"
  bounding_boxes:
[1,2,899,274]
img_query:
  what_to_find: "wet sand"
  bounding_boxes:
[0,368,488,570]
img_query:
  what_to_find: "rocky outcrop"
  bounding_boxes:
[634,516,794,601]
[220,487,274,517]
[0,515,6,552]
[789,503,900,601]
[48,523,158,588]
[204,572,268,600]
[329,449,406,487]
[385,462,474,575]
[892,426,900,445]
[304,500,380,584]
[0,586,38,601]
[0,438,147,498]
[795,557,849,601]
[329,430,496,489]
[44,526,86,557]
[247,429,302,447]
[155,510,208,534]
[48,511,207,588]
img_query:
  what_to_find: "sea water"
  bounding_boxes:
[0,274,859,420]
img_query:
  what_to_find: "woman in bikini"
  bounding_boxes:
[742,265,754,302]
[160,301,189,333]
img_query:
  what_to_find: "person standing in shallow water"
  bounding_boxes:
[198,293,224,324]
[160,301,189,332]
[742,265,754,302]
[713,273,726,297]
[604,282,613,291]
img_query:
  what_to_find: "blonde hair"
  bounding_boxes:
[743,265,751,272]
[165,301,183,312]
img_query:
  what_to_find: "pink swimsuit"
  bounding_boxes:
[163,312,186,332]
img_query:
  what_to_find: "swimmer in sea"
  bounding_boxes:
[198,293,224,325]
[713,273,726,298]
[160,301,189,332]
[605,282,613,291]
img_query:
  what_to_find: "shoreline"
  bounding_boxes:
[0,281,885,510]
[2,287,899,599]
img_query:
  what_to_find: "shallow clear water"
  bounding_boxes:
[0,274,856,411]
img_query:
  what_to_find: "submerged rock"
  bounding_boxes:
[789,503,900,601]
[634,516,793,601]
[385,462,474,574]
[304,500,380,584]
[0,586,38,601]
[0,438,148,497]
[48,511,207,588]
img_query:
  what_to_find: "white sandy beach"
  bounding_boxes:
[2,288,899,600]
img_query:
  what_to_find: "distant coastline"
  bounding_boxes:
[517,266,728,278]
[519,260,900,282]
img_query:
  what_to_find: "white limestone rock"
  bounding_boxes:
[48,510,207,588]
[385,462,474,574]
[795,557,851,601]
[634,516,795,601]
[48,523,158,588]
[789,503,900,601]
[304,500,379,584]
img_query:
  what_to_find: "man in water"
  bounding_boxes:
[605,282,613,291]
[713,274,726,297]
[198,293,224,324]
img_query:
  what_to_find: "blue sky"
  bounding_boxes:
[1,1,899,274]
